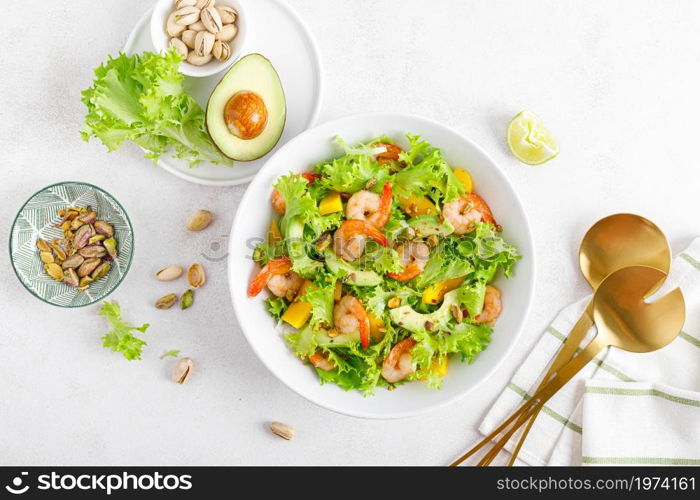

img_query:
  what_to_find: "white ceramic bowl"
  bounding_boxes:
[151,0,247,78]
[229,113,535,419]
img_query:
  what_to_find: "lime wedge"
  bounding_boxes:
[507,111,559,165]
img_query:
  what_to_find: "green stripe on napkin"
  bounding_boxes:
[585,386,700,407]
[507,382,582,433]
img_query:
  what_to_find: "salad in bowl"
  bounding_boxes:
[246,134,520,395]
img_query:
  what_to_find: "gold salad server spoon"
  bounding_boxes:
[452,265,684,466]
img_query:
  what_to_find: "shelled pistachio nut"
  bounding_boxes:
[36,239,51,253]
[94,220,114,237]
[61,254,84,270]
[45,263,64,281]
[77,258,101,278]
[91,262,111,281]
[156,293,179,310]
[63,268,79,287]
[103,238,118,260]
[181,289,194,310]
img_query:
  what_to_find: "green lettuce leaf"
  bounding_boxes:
[99,301,149,361]
[265,297,287,321]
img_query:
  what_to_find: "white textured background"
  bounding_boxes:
[1,0,700,465]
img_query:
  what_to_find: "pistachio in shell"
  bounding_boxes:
[172,357,194,384]
[45,263,64,281]
[94,220,114,238]
[103,238,118,260]
[77,258,101,278]
[73,224,92,249]
[186,209,213,232]
[156,293,179,310]
[61,254,85,269]
[156,265,184,281]
[91,262,111,281]
[63,268,79,287]
[79,244,107,259]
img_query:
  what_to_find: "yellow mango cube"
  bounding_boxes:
[281,301,313,329]
[368,312,385,342]
[398,195,438,216]
[422,276,466,304]
[454,168,473,193]
[319,191,343,215]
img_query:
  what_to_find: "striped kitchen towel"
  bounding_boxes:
[479,237,700,466]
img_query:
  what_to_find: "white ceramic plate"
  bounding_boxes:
[124,0,323,186]
[229,113,536,419]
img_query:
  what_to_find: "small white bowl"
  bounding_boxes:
[150,0,248,78]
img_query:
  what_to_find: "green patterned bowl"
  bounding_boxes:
[10,182,134,307]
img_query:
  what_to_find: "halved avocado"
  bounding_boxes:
[206,54,286,162]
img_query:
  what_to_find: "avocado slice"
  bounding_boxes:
[206,54,286,161]
[389,290,459,333]
[325,252,382,287]
[407,215,454,238]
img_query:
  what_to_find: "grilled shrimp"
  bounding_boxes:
[270,173,323,215]
[345,182,392,228]
[387,242,430,282]
[333,219,388,261]
[441,193,496,234]
[381,338,417,383]
[334,295,370,349]
[473,285,502,325]
[247,256,302,299]
[309,351,336,371]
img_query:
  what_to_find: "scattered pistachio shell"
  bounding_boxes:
[91,262,111,281]
[61,254,85,270]
[186,209,213,231]
[45,263,64,281]
[187,263,206,288]
[215,23,237,42]
[63,268,79,287]
[36,239,51,253]
[270,422,295,441]
[103,238,118,260]
[156,265,184,281]
[181,289,194,310]
[40,252,54,264]
[77,258,101,278]
[156,293,179,310]
[94,220,114,237]
[172,357,194,384]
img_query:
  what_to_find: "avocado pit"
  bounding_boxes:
[224,91,268,140]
